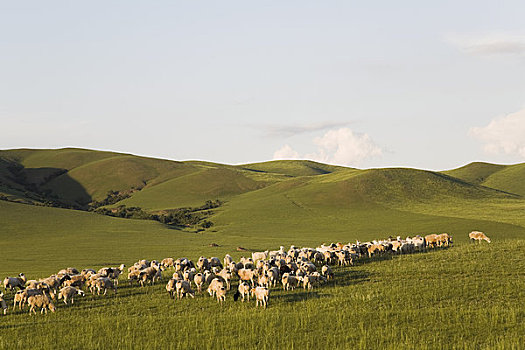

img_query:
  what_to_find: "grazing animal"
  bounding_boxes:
[207,278,225,298]
[193,273,204,293]
[58,286,85,304]
[27,294,56,314]
[437,233,453,247]
[176,280,195,299]
[92,278,117,295]
[425,234,439,248]
[237,268,256,285]
[166,278,177,298]
[281,273,299,291]
[469,231,491,243]
[3,273,27,292]
[215,286,227,305]
[251,286,269,309]
[252,251,269,262]
[321,265,334,280]
[161,258,175,268]
[234,282,251,302]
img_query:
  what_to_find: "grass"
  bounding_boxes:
[0,241,523,349]
[1,148,524,348]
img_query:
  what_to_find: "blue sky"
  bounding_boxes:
[1,1,524,170]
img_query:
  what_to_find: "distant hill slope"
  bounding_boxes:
[444,162,525,196]
[0,147,523,216]
[0,148,201,207]
[239,160,345,177]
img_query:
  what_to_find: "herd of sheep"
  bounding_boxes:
[1,231,491,315]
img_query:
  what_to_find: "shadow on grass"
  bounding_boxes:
[276,291,320,303]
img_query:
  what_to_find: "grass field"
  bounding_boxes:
[0,240,523,349]
[1,148,524,349]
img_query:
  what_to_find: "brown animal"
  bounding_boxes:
[27,294,56,314]
[469,231,491,243]
[437,233,453,247]
[424,234,439,248]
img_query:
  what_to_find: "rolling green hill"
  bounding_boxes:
[1,147,525,258]
[444,161,525,196]
[1,148,525,349]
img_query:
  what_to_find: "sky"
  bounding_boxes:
[1,1,525,170]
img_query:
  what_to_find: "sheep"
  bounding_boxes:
[40,275,70,294]
[183,269,196,284]
[166,278,177,298]
[105,264,125,285]
[63,274,86,289]
[13,290,25,310]
[176,280,195,299]
[209,257,223,269]
[215,286,227,305]
[204,271,217,285]
[425,234,439,248]
[58,286,85,304]
[0,293,7,315]
[321,265,334,280]
[281,273,299,291]
[193,273,205,293]
[161,258,175,268]
[469,231,491,243]
[436,233,453,247]
[224,254,233,268]
[197,257,210,272]
[301,275,314,290]
[251,286,269,309]
[251,251,269,262]
[27,294,56,315]
[215,269,231,290]
[257,273,270,289]
[81,269,97,276]
[138,265,162,287]
[367,244,386,258]
[127,269,141,286]
[92,278,117,295]
[237,268,256,286]
[3,273,26,292]
[234,282,251,302]
[266,267,279,288]
[207,278,225,298]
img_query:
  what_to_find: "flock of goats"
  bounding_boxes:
[0,231,491,315]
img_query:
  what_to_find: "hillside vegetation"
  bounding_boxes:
[1,147,525,275]
[1,148,525,349]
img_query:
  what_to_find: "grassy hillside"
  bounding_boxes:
[444,161,525,196]
[120,166,270,210]
[443,161,506,185]
[1,148,525,349]
[482,163,525,197]
[239,159,345,177]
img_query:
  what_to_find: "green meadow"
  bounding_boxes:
[0,148,524,349]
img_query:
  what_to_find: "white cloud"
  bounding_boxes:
[470,108,525,158]
[447,33,525,56]
[256,121,352,137]
[272,128,382,166]
[273,144,300,160]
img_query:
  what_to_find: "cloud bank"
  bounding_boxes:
[470,108,525,158]
[448,33,525,56]
[259,121,352,137]
[273,127,382,166]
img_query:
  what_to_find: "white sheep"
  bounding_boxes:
[58,286,85,304]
